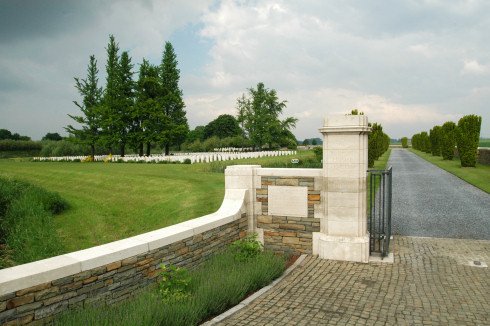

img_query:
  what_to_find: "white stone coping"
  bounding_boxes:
[256,168,322,177]
[0,189,248,296]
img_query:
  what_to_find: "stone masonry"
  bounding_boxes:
[257,176,320,255]
[0,215,247,325]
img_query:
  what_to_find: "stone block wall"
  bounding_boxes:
[478,148,490,165]
[256,175,321,255]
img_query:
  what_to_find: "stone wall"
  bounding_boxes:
[478,148,490,165]
[0,189,249,325]
[255,170,322,256]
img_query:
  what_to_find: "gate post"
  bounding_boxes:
[313,115,371,262]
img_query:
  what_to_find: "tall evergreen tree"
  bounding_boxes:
[133,59,163,156]
[117,51,135,156]
[100,35,121,154]
[66,55,103,160]
[159,42,188,155]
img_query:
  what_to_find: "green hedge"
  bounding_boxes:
[456,115,482,167]
[0,140,42,151]
[429,126,442,156]
[401,137,408,148]
[440,121,457,160]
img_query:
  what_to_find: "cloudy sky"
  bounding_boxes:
[1,0,489,140]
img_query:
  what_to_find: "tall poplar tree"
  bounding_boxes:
[101,35,123,154]
[160,42,188,155]
[66,55,103,160]
[133,59,163,156]
[117,51,135,156]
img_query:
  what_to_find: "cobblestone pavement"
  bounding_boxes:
[216,236,490,325]
[389,149,490,239]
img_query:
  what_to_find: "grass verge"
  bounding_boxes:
[409,148,490,193]
[55,244,286,326]
[0,177,68,267]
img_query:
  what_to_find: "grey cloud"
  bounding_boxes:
[0,0,102,43]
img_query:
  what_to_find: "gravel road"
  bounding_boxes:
[388,149,490,240]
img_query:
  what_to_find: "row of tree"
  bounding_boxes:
[68,36,298,158]
[411,114,482,167]
[67,36,188,159]
[0,129,31,141]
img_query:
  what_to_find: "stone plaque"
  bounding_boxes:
[268,186,308,217]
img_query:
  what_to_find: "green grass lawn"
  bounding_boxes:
[0,152,314,253]
[409,149,490,193]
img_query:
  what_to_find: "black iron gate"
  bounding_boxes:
[368,166,392,258]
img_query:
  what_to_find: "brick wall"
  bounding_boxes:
[0,215,247,325]
[256,176,320,255]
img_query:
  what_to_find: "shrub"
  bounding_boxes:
[313,146,323,162]
[419,132,431,153]
[183,158,191,164]
[230,233,263,261]
[456,114,482,167]
[429,126,442,156]
[401,137,408,148]
[159,264,192,302]
[440,121,457,160]
[368,123,390,167]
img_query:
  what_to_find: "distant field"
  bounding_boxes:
[479,139,490,147]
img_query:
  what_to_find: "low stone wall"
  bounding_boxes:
[0,190,248,325]
[478,148,490,165]
[255,169,322,255]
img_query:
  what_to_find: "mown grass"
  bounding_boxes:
[479,139,490,147]
[0,151,309,253]
[0,177,68,267]
[55,246,286,326]
[409,148,490,193]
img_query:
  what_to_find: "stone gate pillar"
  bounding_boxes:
[313,115,370,262]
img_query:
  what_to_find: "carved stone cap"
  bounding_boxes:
[319,114,371,134]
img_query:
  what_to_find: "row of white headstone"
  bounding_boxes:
[32,150,297,164]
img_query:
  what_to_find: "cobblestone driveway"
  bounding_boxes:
[216,236,490,325]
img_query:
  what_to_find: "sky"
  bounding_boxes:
[1,0,489,141]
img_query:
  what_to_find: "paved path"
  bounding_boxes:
[388,149,490,240]
[216,237,490,325]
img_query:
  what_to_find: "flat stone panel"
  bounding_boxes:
[268,186,308,218]
[324,134,361,150]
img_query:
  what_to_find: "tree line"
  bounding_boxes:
[67,36,188,159]
[411,114,482,167]
[68,36,298,159]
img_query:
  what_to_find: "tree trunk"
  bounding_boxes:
[120,143,125,157]
[139,143,144,157]
[165,144,170,156]
[146,142,151,156]
[90,144,95,161]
